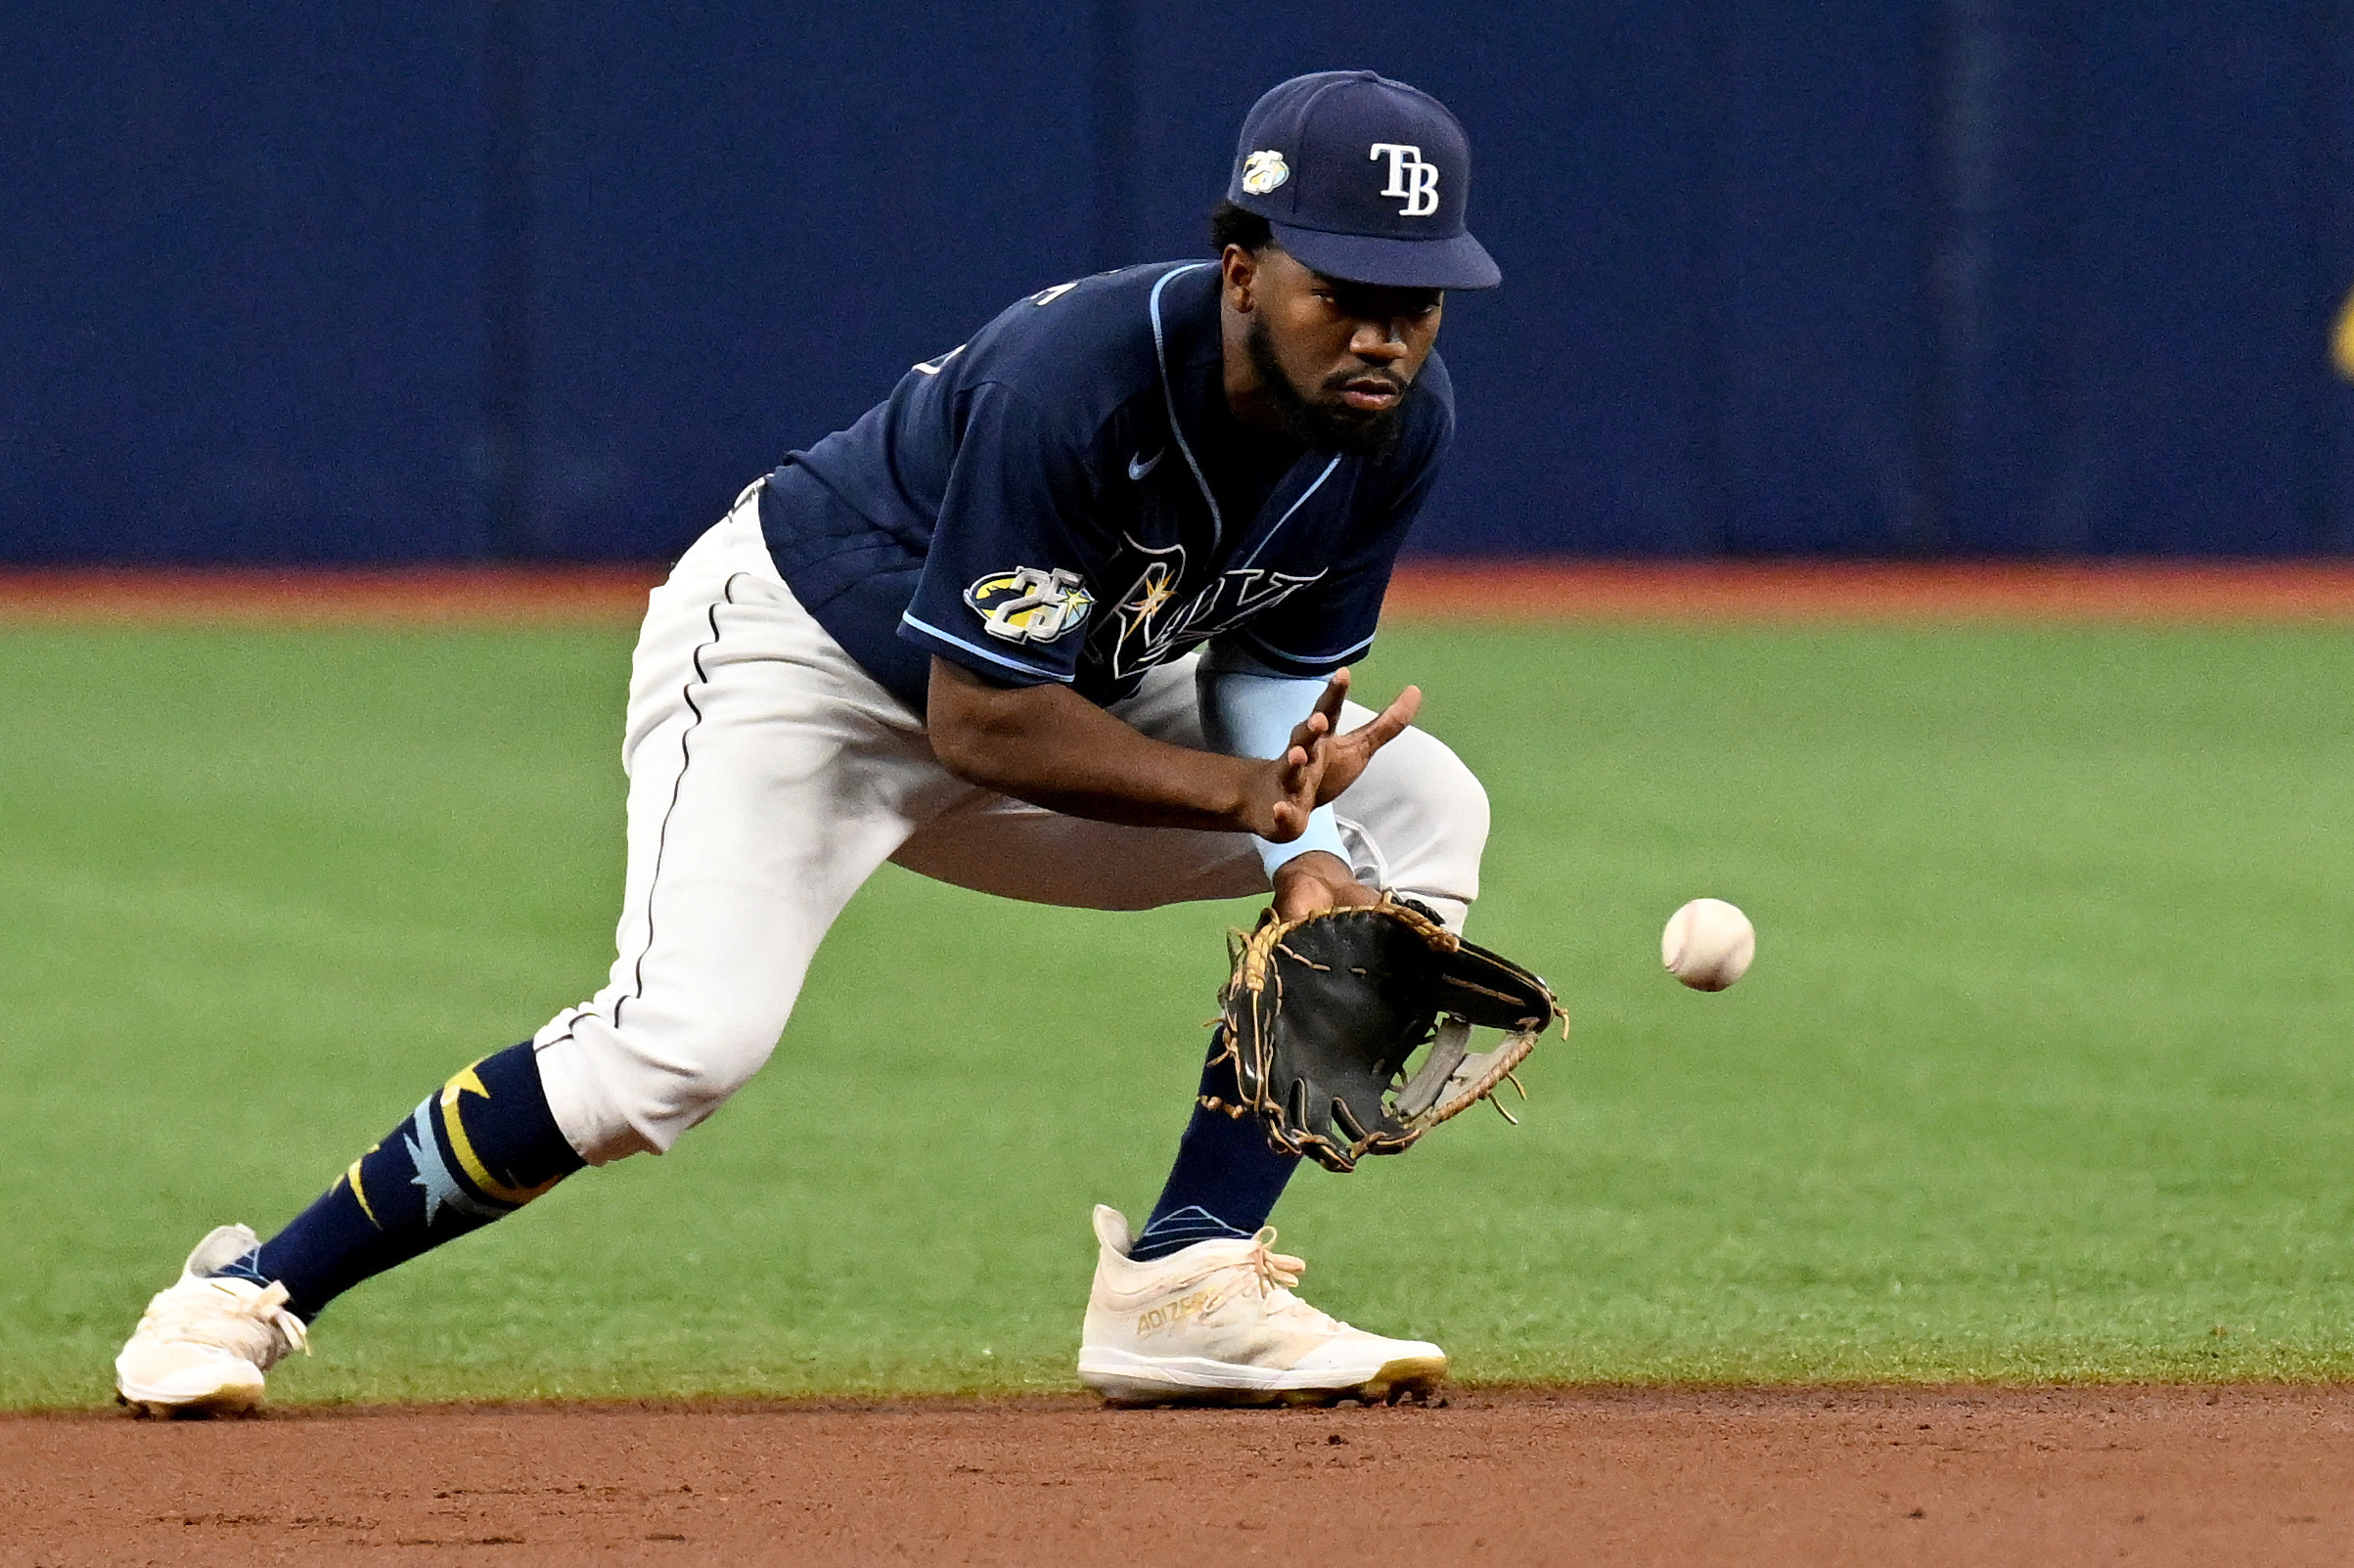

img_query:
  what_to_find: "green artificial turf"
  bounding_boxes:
[6,620,2354,1407]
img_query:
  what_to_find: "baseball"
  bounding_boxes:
[1661,898,1754,991]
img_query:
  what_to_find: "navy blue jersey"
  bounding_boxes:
[758,260,1453,713]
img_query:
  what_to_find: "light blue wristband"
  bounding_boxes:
[1256,804,1348,879]
[1196,657,1355,880]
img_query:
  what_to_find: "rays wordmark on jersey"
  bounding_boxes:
[1094,537,1325,679]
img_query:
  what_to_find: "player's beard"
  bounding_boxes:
[1244,313,1416,461]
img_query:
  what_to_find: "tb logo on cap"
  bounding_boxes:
[1369,142,1440,216]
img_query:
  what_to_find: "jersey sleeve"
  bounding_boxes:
[896,381,1111,687]
[1221,407,1453,677]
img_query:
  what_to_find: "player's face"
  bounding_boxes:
[1225,246,1443,457]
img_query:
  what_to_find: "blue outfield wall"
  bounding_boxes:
[6,2,2354,563]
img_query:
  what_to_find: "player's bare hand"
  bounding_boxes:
[1271,851,1381,921]
[1252,670,1423,840]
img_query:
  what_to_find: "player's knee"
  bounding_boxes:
[537,1001,788,1163]
[661,1032,778,1123]
[1402,733,1490,871]
[652,996,792,1120]
[1358,732,1489,919]
[1426,742,1491,860]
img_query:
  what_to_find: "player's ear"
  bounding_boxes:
[1221,244,1258,311]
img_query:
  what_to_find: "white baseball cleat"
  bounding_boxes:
[113,1224,309,1417]
[1076,1204,1446,1407]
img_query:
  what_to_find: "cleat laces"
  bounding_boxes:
[138,1277,311,1370]
[1198,1230,1350,1335]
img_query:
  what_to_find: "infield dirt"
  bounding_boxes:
[8,1386,2353,1566]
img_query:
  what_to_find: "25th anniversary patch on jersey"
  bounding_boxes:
[966,565,1094,645]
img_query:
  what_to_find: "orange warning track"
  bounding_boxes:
[1377,560,2354,622]
[3,560,2354,625]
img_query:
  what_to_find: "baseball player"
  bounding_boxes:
[114,69,1502,1412]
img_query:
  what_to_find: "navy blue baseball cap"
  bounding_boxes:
[1226,70,1500,291]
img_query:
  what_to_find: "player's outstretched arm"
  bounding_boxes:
[926,657,1417,838]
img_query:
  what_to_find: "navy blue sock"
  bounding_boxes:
[212,1042,584,1320]
[1130,1031,1300,1262]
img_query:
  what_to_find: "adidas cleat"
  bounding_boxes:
[1076,1204,1446,1408]
[113,1225,309,1417]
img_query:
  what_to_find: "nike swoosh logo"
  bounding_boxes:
[1127,449,1164,481]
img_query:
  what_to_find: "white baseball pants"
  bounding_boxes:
[531,491,1491,1163]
